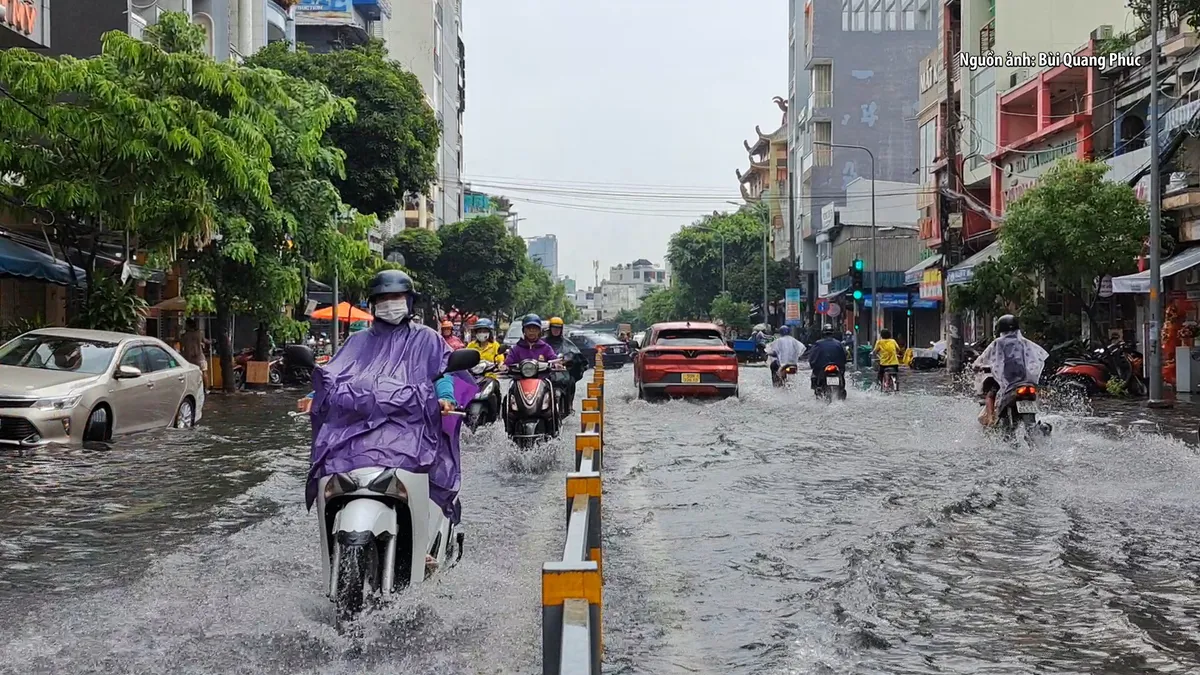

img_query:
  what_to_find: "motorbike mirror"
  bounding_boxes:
[445,348,481,373]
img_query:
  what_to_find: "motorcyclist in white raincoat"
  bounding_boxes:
[975,314,1048,426]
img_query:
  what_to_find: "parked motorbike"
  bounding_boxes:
[502,358,565,447]
[231,347,255,389]
[975,365,1051,442]
[273,344,317,385]
[314,348,480,631]
[773,363,798,387]
[1051,340,1145,396]
[464,361,502,431]
[814,364,847,401]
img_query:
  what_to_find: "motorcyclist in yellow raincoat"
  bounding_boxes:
[465,318,504,378]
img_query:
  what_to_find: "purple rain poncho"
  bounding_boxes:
[505,339,557,366]
[306,320,478,523]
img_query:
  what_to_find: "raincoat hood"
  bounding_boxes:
[306,320,477,520]
[979,330,1048,393]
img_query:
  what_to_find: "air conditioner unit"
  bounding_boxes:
[1010,69,1030,88]
[1091,25,1114,41]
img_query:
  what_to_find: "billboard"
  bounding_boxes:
[785,288,802,324]
[295,0,355,25]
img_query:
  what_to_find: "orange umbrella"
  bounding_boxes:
[311,302,374,323]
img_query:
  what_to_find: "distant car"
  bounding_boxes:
[0,328,206,446]
[568,331,629,369]
[633,322,738,400]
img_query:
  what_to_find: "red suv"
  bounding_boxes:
[633,322,738,400]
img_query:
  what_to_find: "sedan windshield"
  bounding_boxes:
[0,335,118,375]
[654,330,725,347]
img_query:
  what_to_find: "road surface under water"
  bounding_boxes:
[0,370,1198,674]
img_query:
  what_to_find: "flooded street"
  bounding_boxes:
[1,369,1199,674]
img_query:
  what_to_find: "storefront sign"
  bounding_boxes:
[1001,132,1078,207]
[1,0,48,47]
[821,202,836,231]
[920,268,943,300]
[785,288,802,322]
[862,292,910,309]
[819,257,832,284]
[910,295,939,309]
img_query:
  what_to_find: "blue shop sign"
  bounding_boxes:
[861,292,910,309]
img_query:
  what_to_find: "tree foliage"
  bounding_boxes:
[999,159,1146,326]
[385,226,445,302]
[638,288,684,326]
[710,292,753,335]
[1127,0,1200,32]
[434,215,526,315]
[512,257,578,322]
[247,39,440,220]
[666,210,784,319]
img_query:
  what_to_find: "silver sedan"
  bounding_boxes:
[0,328,205,446]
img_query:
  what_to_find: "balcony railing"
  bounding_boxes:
[808,90,833,110]
[979,19,995,53]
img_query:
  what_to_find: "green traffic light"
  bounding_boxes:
[852,289,863,300]
[853,259,864,271]
[906,309,912,316]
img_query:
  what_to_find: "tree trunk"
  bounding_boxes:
[215,298,237,393]
[254,322,271,361]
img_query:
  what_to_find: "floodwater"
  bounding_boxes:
[1,368,1198,674]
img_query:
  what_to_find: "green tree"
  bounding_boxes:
[1127,0,1200,32]
[435,215,526,315]
[0,17,278,323]
[247,40,440,220]
[510,258,577,322]
[667,210,773,317]
[710,292,753,336]
[999,159,1146,334]
[385,227,446,315]
[638,287,683,325]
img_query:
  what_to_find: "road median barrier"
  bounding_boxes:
[543,352,606,674]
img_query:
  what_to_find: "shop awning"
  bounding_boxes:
[946,241,1001,286]
[904,254,943,286]
[1111,245,1200,293]
[0,235,85,286]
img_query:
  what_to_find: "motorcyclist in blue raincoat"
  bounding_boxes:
[306,270,474,524]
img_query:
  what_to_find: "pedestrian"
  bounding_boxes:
[179,318,210,391]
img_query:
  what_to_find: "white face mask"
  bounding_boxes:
[474,331,491,342]
[373,298,409,324]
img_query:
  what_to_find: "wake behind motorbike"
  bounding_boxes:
[314,348,480,631]
[503,358,565,447]
[975,365,1051,442]
[814,364,847,401]
[464,360,502,431]
[773,363,798,387]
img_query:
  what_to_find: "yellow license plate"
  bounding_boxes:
[681,373,701,383]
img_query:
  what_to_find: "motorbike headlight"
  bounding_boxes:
[33,395,82,411]
[520,361,538,378]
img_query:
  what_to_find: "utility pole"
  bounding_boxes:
[1148,0,1169,406]
[788,170,798,288]
[940,18,965,373]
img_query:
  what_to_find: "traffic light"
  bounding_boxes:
[849,258,865,301]
[906,309,912,316]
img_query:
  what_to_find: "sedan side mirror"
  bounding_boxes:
[114,365,142,379]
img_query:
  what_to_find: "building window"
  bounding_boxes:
[884,0,897,30]
[853,0,867,31]
[842,0,851,30]
[970,75,996,169]
[435,0,443,26]
[919,120,936,184]
[814,121,832,166]
[901,0,916,30]
[869,0,883,31]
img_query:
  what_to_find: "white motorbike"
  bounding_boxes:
[314,348,480,630]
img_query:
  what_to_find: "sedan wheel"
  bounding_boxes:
[174,398,195,429]
[83,406,110,442]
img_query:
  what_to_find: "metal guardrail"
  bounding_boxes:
[542,353,606,675]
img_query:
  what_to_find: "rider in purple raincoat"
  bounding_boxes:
[504,314,558,365]
[306,270,477,523]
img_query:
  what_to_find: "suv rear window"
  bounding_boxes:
[654,329,725,347]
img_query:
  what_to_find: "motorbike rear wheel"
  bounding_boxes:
[335,541,381,632]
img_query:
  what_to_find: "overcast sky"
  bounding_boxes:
[461,0,788,287]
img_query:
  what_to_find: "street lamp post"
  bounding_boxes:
[815,141,877,344]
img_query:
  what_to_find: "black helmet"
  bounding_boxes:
[994,314,1019,334]
[822,323,835,336]
[367,269,418,301]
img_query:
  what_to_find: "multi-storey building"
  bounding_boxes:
[526,235,558,279]
[382,0,464,231]
[738,100,790,261]
[789,0,938,317]
[917,0,1131,340]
